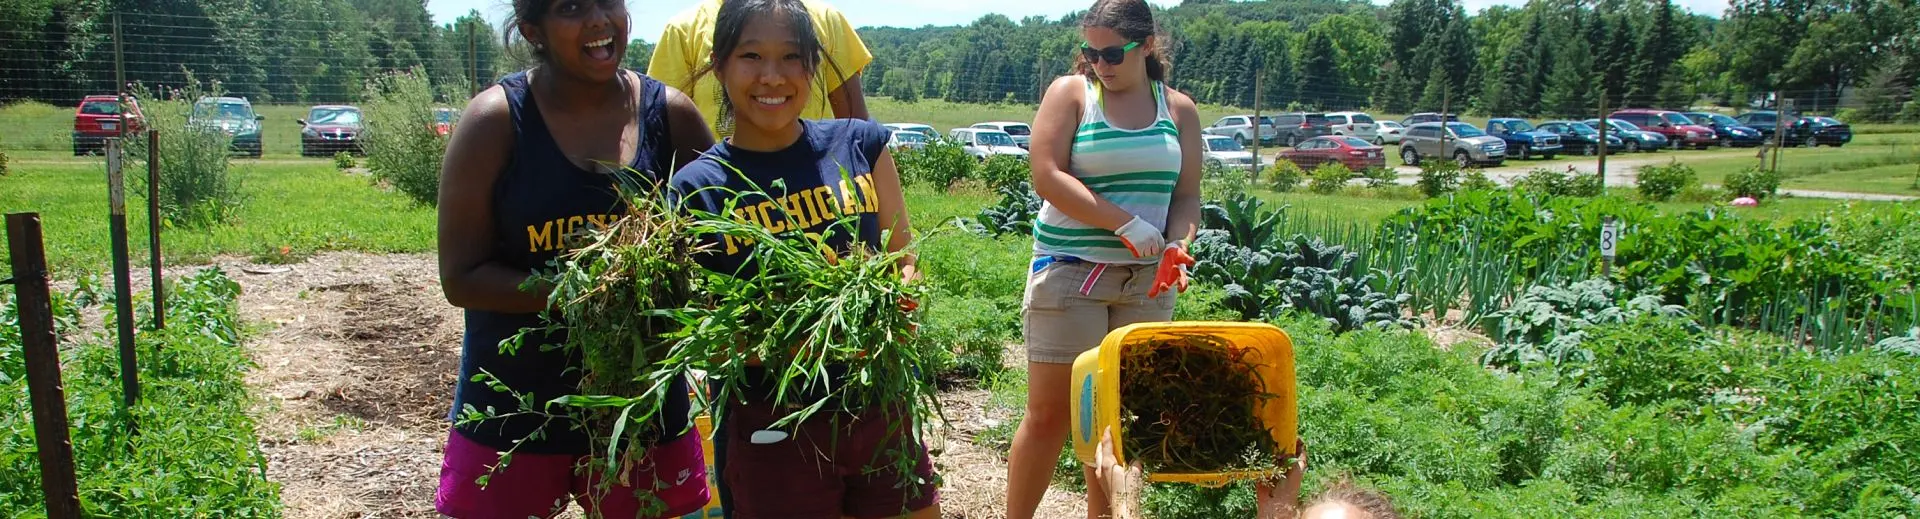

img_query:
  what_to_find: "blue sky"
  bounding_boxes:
[427,0,1730,43]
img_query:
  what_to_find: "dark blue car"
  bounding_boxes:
[1485,118,1565,160]
[1539,121,1625,156]
[1682,112,1766,148]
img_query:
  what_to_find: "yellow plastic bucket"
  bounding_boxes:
[1068,321,1297,487]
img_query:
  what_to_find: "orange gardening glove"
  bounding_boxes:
[1148,242,1195,298]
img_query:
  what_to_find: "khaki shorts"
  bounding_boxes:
[1022,257,1176,364]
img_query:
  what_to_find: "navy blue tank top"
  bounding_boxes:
[450,69,691,454]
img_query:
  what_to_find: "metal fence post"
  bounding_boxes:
[106,139,142,415]
[7,213,85,519]
[147,129,164,331]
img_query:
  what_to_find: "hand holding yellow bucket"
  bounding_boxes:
[1068,321,1298,487]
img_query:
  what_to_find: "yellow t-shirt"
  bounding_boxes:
[648,0,873,138]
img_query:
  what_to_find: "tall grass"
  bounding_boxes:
[0,101,78,151]
[127,77,246,227]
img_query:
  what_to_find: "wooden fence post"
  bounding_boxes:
[147,129,164,331]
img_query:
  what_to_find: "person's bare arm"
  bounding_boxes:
[870,148,917,280]
[437,87,548,314]
[1029,75,1135,232]
[661,84,716,172]
[828,73,870,121]
[1162,88,1205,245]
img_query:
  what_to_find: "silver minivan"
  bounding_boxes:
[1400,122,1506,168]
[1326,111,1379,141]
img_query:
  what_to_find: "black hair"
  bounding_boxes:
[692,0,846,135]
[507,0,554,58]
[1078,0,1170,82]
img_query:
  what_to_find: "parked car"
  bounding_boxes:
[1484,118,1564,160]
[1537,120,1624,156]
[884,123,938,140]
[1733,110,1790,140]
[1400,122,1505,168]
[1280,135,1386,171]
[1791,116,1853,147]
[1401,112,1460,126]
[1581,118,1667,153]
[888,130,928,151]
[1325,112,1379,141]
[1203,115,1281,145]
[433,107,459,137]
[1609,109,1715,150]
[298,105,363,157]
[72,95,148,156]
[1681,112,1766,148]
[190,96,263,157]
[1373,120,1407,145]
[1272,112,1334,147]
[971,121,1032,149]
[1201,135,1257,170]
[947,128,1029,160]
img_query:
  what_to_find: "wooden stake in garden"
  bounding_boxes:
[147,129,164,331]
[106,139,142,416]
[1251,61,1263,176]
[6,212,85,519]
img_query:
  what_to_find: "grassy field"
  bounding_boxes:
[1680,140,1920,195]
[0,101,321,159]
[0,162,435,273]
[5,157,1907,273]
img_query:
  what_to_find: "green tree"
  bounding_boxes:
[1294,29,1346,108]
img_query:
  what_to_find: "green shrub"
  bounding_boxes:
[1202,162,1254,197]
[1308,162,1354,194]
[978,154,1028,191]
[1416,159,1461,197]
[361,68,453,206]
[1722,166,1781,200]
[1263,161,1304,192]
[0,149,8,176]
[126,77,245,227]
[1634,161,1695,202]
[1360,166,1397,188]
[1517,167,1604,198]
[1675,185,1728,203]
[1461,169,1499,191]
[895,139,974,189]
[0,268,280,517]
[333,151,356,170]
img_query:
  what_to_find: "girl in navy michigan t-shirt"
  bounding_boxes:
[666,0,938,517]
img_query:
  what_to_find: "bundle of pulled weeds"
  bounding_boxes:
[1119,336,1279,474]
[490,183,938,497]
[670,193,940,484]
[504,184,706,486]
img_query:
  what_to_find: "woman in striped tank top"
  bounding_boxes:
[1004,0,1204,516]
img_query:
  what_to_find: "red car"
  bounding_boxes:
[72,95,145,156]
[1609,109,1715,150]
[433,107,459,137]
[1279,135,1387,171]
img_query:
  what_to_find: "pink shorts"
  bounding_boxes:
[434,429,709,519]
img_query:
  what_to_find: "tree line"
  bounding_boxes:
[861,0,1920,121]
[0,0,508,105]
[1,0,1915,121]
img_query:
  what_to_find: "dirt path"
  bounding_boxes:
[193,252,1074,518]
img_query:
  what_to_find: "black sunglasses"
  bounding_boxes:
[1080,41,1142,66]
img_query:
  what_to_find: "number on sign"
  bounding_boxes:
[1599,219,1619,259]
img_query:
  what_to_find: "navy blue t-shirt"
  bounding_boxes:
[669,118,891,395]
[670,118,890,276]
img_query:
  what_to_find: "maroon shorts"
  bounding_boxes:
[721,398,939,519]
[434,428,709,519]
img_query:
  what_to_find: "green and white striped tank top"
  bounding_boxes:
[1033,79,1183,265]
